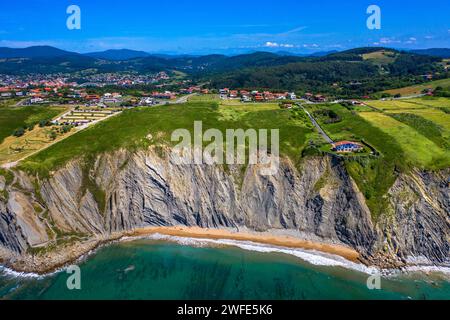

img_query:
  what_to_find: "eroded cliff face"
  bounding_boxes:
[0,148,448,269]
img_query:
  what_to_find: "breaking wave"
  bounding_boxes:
[138,233,379,274]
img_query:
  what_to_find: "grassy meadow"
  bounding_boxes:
[0,105,66,144]
[20,100,317,175]
[365,100,427,111]
[359,112,449,168]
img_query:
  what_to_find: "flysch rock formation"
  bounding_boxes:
[0,147,448,273]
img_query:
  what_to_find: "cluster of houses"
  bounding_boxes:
[0,88,24,98]
[78,72,171,87]
[101,92,123,104]
[0,74,79,103]
[180,86,209,95]
[219,88,297,102]
[303,93,327,102]
[0,71,180,104]
[151,91,177,99]
[217,88,335,103]
[0,86,53,103]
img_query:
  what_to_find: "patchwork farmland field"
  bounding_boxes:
[405,97,450,109]
[359,112,449,168]
[384,109,450,138]
[383,78,450,96]
[366,100,428,111]
[363,99,450,153]
[388,113,449,149]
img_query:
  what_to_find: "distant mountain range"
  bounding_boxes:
[409,48,450,58]
[0,45,449,62]
[0,46,83,59]
[0,45,447,77]
[85,49,151,60]
[0,46,308,74]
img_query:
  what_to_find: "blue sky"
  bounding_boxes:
[0,0,449,54]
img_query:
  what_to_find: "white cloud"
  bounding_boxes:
[265,41,279,47]
[378,37,401,45]
[302,43,319,48]
[264,41,296,48]
[0,40,57,47]
[404,37,418,45]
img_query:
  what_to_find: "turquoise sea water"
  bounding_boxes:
[0,239,449,300]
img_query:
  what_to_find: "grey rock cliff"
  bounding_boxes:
[0,148,448,268]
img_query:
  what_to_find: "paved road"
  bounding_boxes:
[173,93,197,104]
[14,98,28,106]
[302,107,334,144]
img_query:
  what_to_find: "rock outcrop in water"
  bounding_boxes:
[0,148,448,271]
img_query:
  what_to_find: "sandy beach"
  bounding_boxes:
[0,226,361,275]
[126,226,361,263]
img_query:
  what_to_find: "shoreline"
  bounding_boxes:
[0,226,361,275]
[125,226,361,263]
[0,226,448,277]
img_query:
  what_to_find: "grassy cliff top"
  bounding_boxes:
[19,101,317,175]
[14,96,450,221]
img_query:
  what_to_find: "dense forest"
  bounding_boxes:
[208,48,446,98]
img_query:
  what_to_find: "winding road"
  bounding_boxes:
[301,106,334,144]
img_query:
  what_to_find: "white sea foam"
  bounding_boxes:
[0,265,44,279]
[404,265,450,277]
[144,233,450,277]
[144,233,379,274]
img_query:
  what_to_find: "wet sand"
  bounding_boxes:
[127,226,361,262]
[1,227,361,275]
